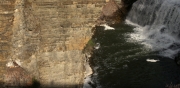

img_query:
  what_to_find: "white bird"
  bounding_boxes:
[85,53,91,58]
[146,59,160,62]
[15,59,22,66]
[94,43,100,49]
[100,24,115,30]
[6,59,22,68]
[6,61,14,67]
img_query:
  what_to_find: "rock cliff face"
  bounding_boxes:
[0,0,106,87]
[97,0,137,25]
[0,0,15,86]
[0,0,135,87]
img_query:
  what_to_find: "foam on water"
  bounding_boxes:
[146,59,160,62]
[83,76,93,88]
[125,0,180,59]
[126,20,180,58]
[90,0,180,87]
[100,24,115,30]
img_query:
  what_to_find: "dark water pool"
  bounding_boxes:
[90,23,180,88]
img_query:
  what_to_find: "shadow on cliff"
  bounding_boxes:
[2,78,82,88]
[3,64,83,88]
[2,83,82,88]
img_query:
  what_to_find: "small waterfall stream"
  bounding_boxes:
[89,0,180,88]
[126,0,180,58]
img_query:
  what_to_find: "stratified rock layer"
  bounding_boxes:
[0,0,15,87]
[0,0,106,87]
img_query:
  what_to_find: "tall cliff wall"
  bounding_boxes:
[0,0,107,87]
[0,0,15,86]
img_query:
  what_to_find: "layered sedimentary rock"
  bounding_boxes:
[0,0,106,87]
[0,0,15,87]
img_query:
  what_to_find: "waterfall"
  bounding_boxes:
[126,0,180,58]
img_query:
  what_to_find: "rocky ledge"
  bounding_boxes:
[0,0,137,87]
[0,0,106,87]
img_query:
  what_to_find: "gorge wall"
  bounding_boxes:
[0,0,15,86]
[0,0,108,87]
[0,0,134,87]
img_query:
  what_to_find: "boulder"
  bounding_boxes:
[97,0,124,25]
[96,0,137,25]
[102,0,120,17]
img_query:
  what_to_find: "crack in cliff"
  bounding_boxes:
[10,0,25,62]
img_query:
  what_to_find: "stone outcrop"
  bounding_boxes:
[97,0,137,25]
[97,0,123,25]
[0,0,106,87]
[102,0,120,17]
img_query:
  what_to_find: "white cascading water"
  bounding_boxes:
[126,0,180,59]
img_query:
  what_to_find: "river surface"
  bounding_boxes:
[90,23,180,88]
